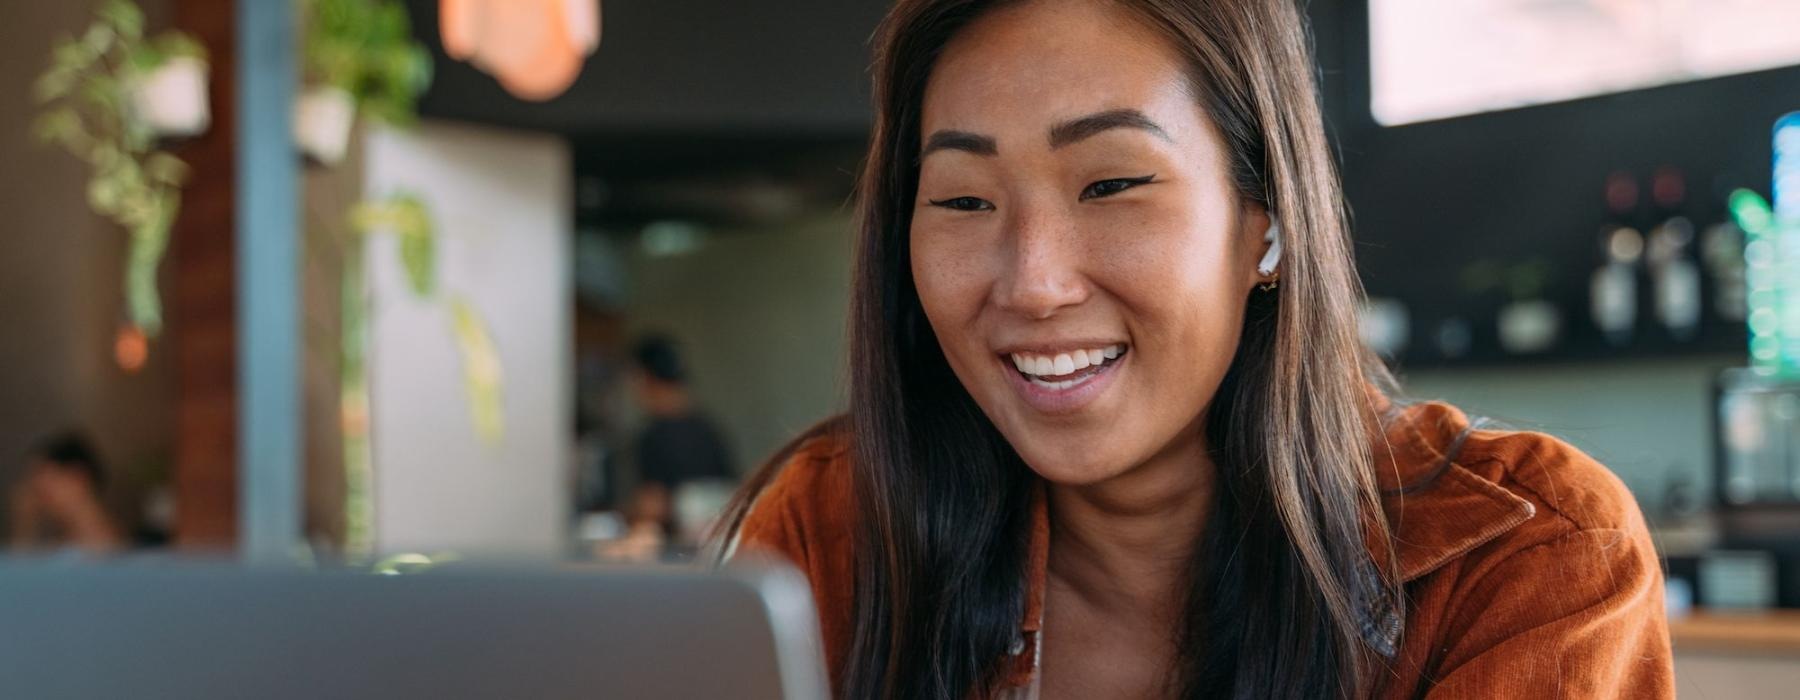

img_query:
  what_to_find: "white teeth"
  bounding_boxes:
[1028,376,1083,391]
[1009,344,1128,380]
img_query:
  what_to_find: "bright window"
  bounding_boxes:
[1371,0,1800,126]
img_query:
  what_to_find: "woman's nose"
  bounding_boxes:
[991,204,1090,319]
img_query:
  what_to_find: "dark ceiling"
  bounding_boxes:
[406,0,890,138]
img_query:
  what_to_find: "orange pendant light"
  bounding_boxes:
[440,0,601,101]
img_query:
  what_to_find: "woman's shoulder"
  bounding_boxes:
[1377,400,1672,696]
[1374,398,1662,587]
[730,420,859,679]
[1381,400,1649,542]
[732,420,856,570]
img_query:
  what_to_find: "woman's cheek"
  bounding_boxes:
[911,227,985,328]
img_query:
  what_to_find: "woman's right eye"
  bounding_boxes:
[927,196,994,212]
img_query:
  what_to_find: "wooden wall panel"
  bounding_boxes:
[170,0,237,549]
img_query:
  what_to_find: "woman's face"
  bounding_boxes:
[910,0,1270,486]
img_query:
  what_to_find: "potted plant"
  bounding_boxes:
[34,0,209,337]
[296,0,433,165]
[130,45,210,138]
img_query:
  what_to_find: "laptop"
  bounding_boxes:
[0,559,827,699]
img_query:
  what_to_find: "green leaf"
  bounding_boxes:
[347,193,436,297]
[88,143,121,172]
[126,43,166,74]
[32,107,80,146]
[449,297,505,445]
[35,66,76,102]
[122,125,154,156]
[156,34,207,61]
[407,45,433,92]
[143,152,189,185]
[398,224,435,297]
[51,40,90,72]
[99,0,145,41]
[123,199,173,339]
[88,174,124,213]
[124,230,165,336]
[373,1,407,41]
[82,24,118,57]
[77,77,121,116]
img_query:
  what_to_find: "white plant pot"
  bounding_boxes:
[131,56,210,138]
[294,86,356,166]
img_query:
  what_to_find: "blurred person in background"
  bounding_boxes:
[614,335,735,557]
[8,432,123,556]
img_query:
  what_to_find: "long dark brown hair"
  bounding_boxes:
[717,1,1405,697]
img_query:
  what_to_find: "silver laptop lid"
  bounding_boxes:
[0,560,827,700]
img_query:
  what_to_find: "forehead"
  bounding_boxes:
[921,0,1199,139]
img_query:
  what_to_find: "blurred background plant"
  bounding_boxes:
[33,0,207,338]
[304,0,504,556]
[298,0,433,165]
[302,0,431,125]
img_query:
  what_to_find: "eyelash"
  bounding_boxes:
[1079,174,1156,201]
[927,174,1157,212]
[928,196,994,212]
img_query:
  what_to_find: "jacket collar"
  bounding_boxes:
[1367,399,1538,583]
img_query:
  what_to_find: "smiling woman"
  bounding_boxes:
[716,1,1674,698]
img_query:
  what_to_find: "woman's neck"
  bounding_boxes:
[1044,430,1216,618]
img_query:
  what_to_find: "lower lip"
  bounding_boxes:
[1002,352,1127,415]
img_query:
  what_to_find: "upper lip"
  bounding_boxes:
[991,338,1128,356]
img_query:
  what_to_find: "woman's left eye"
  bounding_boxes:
[1079,175,1156,201]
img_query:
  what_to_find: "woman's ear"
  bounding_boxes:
[1242,204,1279,291]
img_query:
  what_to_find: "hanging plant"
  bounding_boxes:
[33,0,209,337]
[348,193,435,296]
[303,0,508,555]
[350,194,506,446]
[297,0,433,164]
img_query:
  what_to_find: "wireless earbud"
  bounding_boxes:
[1257,220,1282,276]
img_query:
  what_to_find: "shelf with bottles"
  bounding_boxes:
[1360,166,1757,369]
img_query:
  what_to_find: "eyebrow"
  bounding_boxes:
[1048,108,1171,149]
[919,108,1172,161]
[920,130,998,159]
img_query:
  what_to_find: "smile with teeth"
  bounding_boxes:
[1008,344,1127,390]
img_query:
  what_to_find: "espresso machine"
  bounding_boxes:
[1710,368,1800,608]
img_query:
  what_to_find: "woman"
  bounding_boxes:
[720,0,1673,697]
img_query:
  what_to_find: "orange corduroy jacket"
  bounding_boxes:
[738,399,1674,698]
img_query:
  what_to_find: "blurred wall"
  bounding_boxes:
[363,121,571,557]
[620,213,854,473]
[0,0,175,529]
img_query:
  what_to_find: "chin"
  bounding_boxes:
[1009,436,1133,486]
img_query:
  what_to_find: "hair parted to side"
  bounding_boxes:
[715,1,1406,697]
